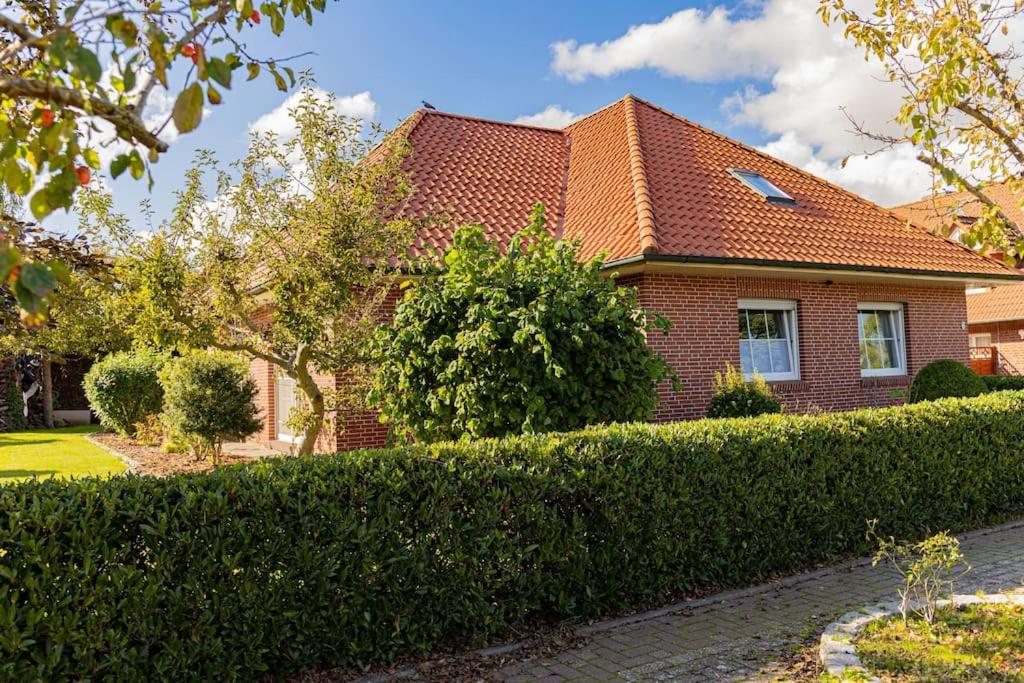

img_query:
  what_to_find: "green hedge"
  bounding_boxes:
[3,393,1024,679]
[983,375,1024,392]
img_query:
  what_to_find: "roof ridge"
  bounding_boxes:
[417,108,566,133]
[622,95,659,255]
[628,96,1020,276]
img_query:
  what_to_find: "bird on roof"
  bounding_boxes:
[421,100,436,110]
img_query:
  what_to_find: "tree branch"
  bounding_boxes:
[0,76,169,152]
[917,152,1024,238]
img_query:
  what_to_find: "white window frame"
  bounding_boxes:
[969,333,993,348]
[274,371,303,444]
[857,302,907,378]
[737,298,800,382]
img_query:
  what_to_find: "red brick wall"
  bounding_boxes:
[968,320,1024,375]
[250,273,970,451]
[632,273,969,420]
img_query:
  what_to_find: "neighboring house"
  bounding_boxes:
[894,181,1024,376]
[962,286,1024,375]
[894,181,1024,261]
[252,95,1023,452]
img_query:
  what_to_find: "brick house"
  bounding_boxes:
[252,95,1022,452]
[894,181,1024,375]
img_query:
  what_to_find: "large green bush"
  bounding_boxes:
[983,375,1024,392]
[82,349,169,435]
[3,392,1024,680]
[368,205,676,441]
[706,365,783,418]
[159,351,262,463]
[908,359,987,403]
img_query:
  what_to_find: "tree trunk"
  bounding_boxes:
[41,355,54,429]
[293,348,325,456]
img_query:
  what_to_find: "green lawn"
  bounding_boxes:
[0,426,126,484]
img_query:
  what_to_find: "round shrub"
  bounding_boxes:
[908,359,987,404]
[83,349,169,435]
[706,365,783,418]
[369,206,677,441]
[158,350,262,463]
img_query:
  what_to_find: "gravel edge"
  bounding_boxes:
[818,589,1024,680]
[83,432,141,474]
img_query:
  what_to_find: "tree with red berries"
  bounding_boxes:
[1,0,330,317]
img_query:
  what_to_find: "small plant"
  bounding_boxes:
[158,351,262,466]
[132,414,165,447]
[706,365,783,418]
[83,350,169,436]
[908,359,986,404]
[868,520,970,625]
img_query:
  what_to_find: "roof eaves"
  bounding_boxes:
[602,252,1024,283]
[622,95,659,255]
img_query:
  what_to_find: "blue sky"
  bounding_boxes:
[55,0,939,232]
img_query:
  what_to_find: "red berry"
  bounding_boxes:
[182,44,195,58]
[76,165,91,186]
[40,108,54,127]
[250,10,260,23]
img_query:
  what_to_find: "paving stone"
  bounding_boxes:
[497,520,1024,681]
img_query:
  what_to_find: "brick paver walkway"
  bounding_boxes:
[498,520,1024,682]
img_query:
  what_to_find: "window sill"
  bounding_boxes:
[860,375,908,389]
[766,379,809,391]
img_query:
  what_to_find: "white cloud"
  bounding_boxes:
[513,105,579,128]
[759,133,932,208]
[547,0,946,206]
[249,88,377,138]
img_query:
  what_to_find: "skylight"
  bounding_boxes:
[729,169,795,204]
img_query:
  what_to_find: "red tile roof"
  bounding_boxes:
[967,284,1024,323]
[398,95,1018,279]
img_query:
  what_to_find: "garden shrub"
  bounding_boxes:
[159,350,262,464]
[706,365,782,418]
[368,205,677,441]
[983,374,1024,392]
[4,392,1024,679]
[908,359,987,403]
[82,349,169,435]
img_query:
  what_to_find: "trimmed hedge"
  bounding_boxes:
[908,359,987,403]
[983,375,1024,392]
[3,393,1024,679]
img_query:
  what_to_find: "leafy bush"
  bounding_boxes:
[369,205,676,441]
[983,375,1024,392]
[83,349,169,435]
[159,351,262,464]
[908,359,987,403]
[706,365,783,418]
[3,392,1024,679]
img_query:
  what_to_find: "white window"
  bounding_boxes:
[858,303,907,377]
[970,333,993,348]
[274,372,302,444]
[738,299,800,381]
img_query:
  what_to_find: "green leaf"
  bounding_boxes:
[247,63,261,81]
[207,58,232,89]
[29,189,52,220]
[172,83,204,134]
[272,70,287,92]
[128,150,145,180]
[19,262,57,297]
[123,65,137,92]
[69,47,102,83]
[0,245,17,282]
[13,278,43,314]
[110,154,130,179]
